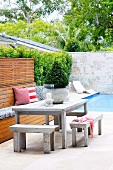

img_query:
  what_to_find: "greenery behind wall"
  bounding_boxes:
[1,1,113,51]
[0,46,72,85]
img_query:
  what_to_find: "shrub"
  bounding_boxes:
[44,61,68,88]
[64,38,80,52]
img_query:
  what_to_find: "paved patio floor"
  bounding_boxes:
[0,111,113,170]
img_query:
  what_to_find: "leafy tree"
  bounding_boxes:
[0,0,70,23]
[64,0,113,50]
[0,19,70,49]
[64,38,80,52]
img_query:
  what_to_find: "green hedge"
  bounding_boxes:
[0,46,72,85]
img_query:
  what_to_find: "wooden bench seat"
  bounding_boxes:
[0,58,54,144]
[0,83,54,144]
[70,113,103,147]
[9,124,59,154]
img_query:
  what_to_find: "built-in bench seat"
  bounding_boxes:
[0,85,44,120]
[0,84,54,144]
[70,113,103,147]
[0,83,35,143]
[9,124,59,154]
[0,58,55,144]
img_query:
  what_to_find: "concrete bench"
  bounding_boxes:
[70,113,103,147]
[9,124,59,154]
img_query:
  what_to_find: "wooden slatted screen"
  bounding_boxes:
[0,58,34,86]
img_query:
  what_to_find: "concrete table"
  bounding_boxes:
[12,99,88,149]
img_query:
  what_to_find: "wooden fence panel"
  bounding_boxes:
[0,58,34,86]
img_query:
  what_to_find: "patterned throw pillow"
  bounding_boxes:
[13,87,30,105]
[28,87,39,103]
[35,86,44,101]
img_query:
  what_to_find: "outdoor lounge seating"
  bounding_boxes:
[73,81,97,94]
[0,82,39,144]
[0,58,53,144]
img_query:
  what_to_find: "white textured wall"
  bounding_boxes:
[70,52,113,94]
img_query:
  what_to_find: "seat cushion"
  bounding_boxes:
[0,107,15,120]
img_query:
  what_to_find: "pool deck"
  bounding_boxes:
[0,92,113,170]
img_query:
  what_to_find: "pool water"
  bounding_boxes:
[80,94,113,112]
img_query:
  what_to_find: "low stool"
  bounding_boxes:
[9,124,59,154]
[70,113,103,147]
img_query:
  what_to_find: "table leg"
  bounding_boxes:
[54,115,59,125]
[45,115,49,125]
[61,111,67,149]
[54,116,62,129]
[15,111,20,124]
[84,102,88,115]
[59,116,62,129]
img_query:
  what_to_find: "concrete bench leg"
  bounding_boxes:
[50,132,55,151]
[84,127,88,147]
[13,132,26,152]
[72,126,89,147]
[14,132,21,152]
[20,133,26,149]
[72,128,77,147]
[43,133,51,154]
[98,119,102,135]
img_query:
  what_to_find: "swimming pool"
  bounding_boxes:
[81,94,113,112]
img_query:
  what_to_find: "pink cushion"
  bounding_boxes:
[28,87,39,103]
[13,87,30,105]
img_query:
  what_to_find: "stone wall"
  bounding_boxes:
[70,52,113,94]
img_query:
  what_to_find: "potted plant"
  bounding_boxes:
[44,60,69,104]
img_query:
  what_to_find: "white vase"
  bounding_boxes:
[43,84,69,104]
[52,88,69,104]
